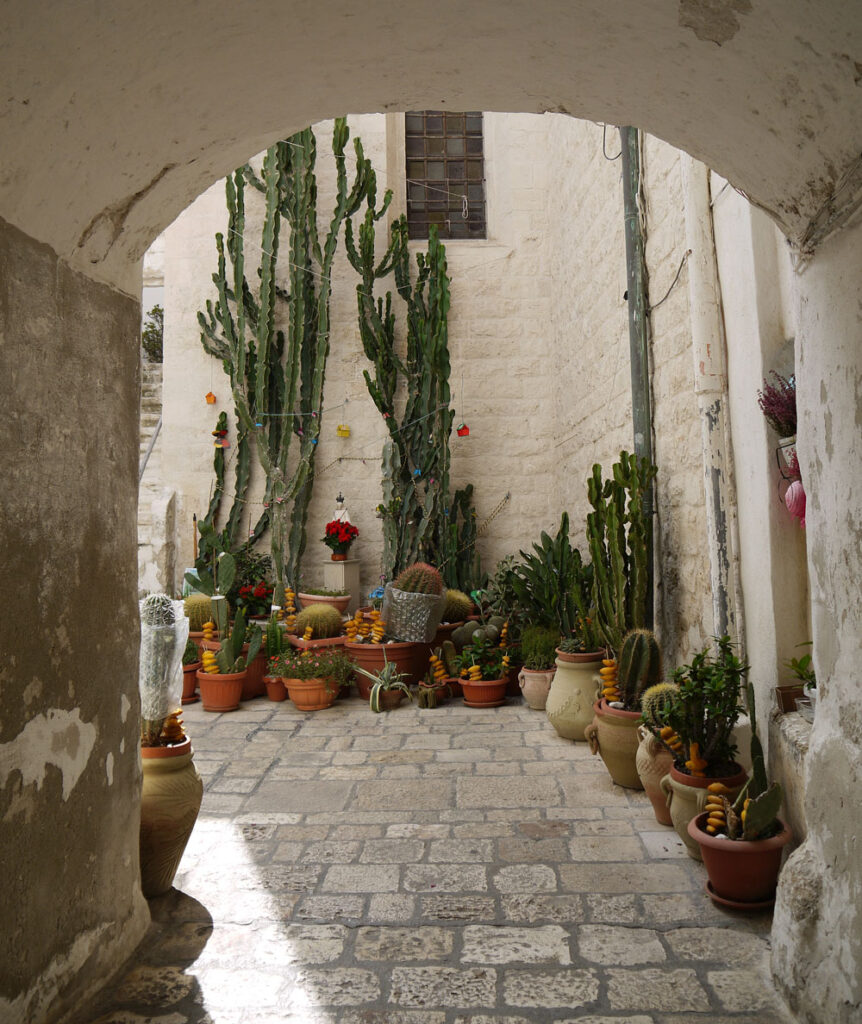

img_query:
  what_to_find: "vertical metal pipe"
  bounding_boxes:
[619,126,655,628]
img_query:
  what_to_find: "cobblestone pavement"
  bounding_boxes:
[76,695,797,1024]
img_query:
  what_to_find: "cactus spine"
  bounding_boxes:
[393,562,444,595]
[346,198,480,586]
[294,603,344,639]
[616,629,662,709]
[586,451,658,657]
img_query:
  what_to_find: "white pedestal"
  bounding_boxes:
[323,558,361,615]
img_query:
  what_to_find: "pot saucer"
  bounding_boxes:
[705,880,775,911]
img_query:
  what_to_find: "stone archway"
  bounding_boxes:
[1,3,860,1022]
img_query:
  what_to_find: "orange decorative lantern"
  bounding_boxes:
[205,391,216,404]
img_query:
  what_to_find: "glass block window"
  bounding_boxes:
[405,111,486,240]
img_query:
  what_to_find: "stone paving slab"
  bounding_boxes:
[72,695,796,1024]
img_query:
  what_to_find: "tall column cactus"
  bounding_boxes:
[586,450,658,656]
[199,120,372,593]
[346,195,479,586]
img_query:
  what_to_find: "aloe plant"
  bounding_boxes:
[509,513,582,638]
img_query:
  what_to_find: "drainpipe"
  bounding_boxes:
[679,155,744,649]
[619,126,655,629]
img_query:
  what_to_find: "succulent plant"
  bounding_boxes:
[393,562,444,596]
[294,603,344,639]
[181,638,200,666]
[184,593,213,632]
[442,588,473,622]
[616,628,662,709]
[520,625,561,671]
[640,682,678,733]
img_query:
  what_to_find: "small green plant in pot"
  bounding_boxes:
[518,625,560,711]
[457,635,510,708]
[353,655,414,713]
[275,649,353,710]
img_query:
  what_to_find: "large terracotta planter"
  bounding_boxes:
[200,638,267,699]
[461,677,507,708]
[688,811,792,907]
[585,699,643,789]
[345,640,426,692]
[197,668,246,712]
[298,592,351,614]
[661,763,748,860]
[545,650,602,740]
[285,676,338,711]
[518,667,556,710]
[181,662,200,704]
[636,725,675,825]
[139,738,203,898]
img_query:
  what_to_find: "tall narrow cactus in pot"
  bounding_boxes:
[139,594,189,746]
[615,628,662,710]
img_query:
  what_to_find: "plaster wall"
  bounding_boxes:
[772,211,862,1024]
[0,217,150,1023]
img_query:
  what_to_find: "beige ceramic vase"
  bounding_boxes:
[585,699,644,789]
[635,725,674,825]
[518,667,556,710]
[661,764,748,860]
[139,738,203,898]
[545,650,602,740]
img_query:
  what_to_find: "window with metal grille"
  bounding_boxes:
[405,111,486,240]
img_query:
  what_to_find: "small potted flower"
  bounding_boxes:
[275,648,353,711]
[322,518,359,561]
[756,371,797,467]
[457,634,510,708]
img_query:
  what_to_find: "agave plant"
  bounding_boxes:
[353,655,414,713]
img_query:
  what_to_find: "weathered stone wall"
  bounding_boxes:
[0,216,149,1023]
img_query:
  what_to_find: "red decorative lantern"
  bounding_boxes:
[457,423,470,437]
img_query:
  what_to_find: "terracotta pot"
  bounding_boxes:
[197,668,246,712]
[181,662,200,704]
[636,725,674,825]
[461,677,507,708]
[199,638,267,699]
[545,650,602,740]
[433,620,463,644]
[585,699,643,790]
[504,659,523,697]
[688,811,792,907]
[288,633,347,651]
[661,763,748,860]
[345,640,426,690]
[298,592,351,614]
[374,688,406,711]
[188,630,206,657]
[139,738,203,898]
[446,676,463,698]
[285,676,338,711]
[264,675,287,702]
[331,552,348,561]
[518,667,556,710]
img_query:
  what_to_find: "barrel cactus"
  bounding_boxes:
[640,682,678,733]
[393,562,443,595]
[617,628,662,709]
[294,603,344,639]
[442,588,473,622]
[184,593,213,631]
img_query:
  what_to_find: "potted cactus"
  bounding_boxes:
[344,607,428,692]
[138,593,202,898]
[197,603,262,712]
[263,612,289,701]
[636,682,678,823]
[288,602,347,649]
[517,625,560,710]
[688,684,791,907]
[434,588,474,643]
[381,562,446,644]
[585,628,662,789]
[181,637,201,704]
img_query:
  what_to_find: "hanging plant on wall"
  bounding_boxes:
[196,121,374,595]
[345,190,481,589]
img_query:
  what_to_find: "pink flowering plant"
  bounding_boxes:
[756,372,796,437]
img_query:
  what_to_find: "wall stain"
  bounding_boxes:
[678,0,752,46]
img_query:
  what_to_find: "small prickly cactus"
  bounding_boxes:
[141,593,176,627]
[294,603,344,639]
[393,562,444,596]
[617,628,662,708]
[641,682,678,732]
[442,588,473,622]
[441,640,458,677]
[184,593,214,632]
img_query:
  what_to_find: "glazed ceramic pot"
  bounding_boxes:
[585,699,644,789]
[661,763,748,860]
[545,650,602,740]
[518,667,556,710]
[285,676,337,711]
[636,725,674,825]
[181,662,200,705]
[139,738,203,898]
[688,811,792,907]
[197,669,246,712]
[263,675,287,701]
[461,677,507,708]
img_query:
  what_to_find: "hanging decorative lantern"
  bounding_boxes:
[205,391,216,404]
[457,422,470,437]
[784,479,806,527]
[336,424,351,437]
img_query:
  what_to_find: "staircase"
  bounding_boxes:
[138,361,176,595]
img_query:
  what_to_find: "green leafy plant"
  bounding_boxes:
[301,587,349,597]
[480,556,529,643]
[457,634,508,681]
[661,636,746,776]
[352,655,414,712]
[141,304,163,363]
[520,625,560,671]
[181,638,200,666]
[784,641,815,689]
[509,513,581,638]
